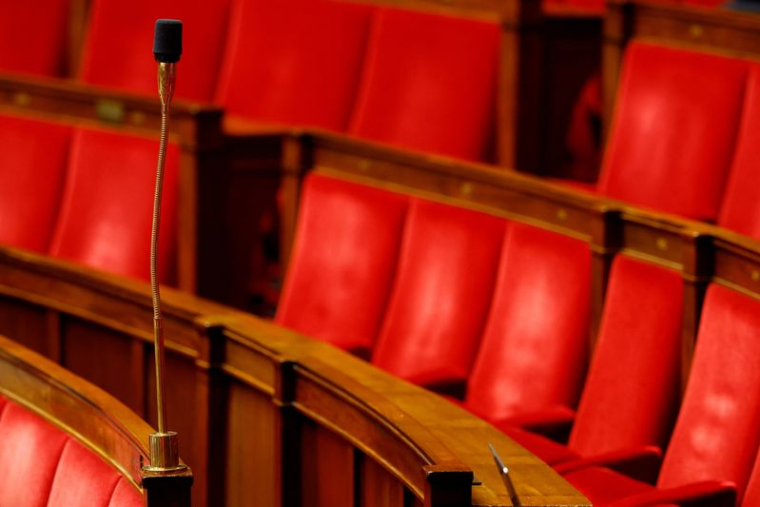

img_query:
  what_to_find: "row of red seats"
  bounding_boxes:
[564,41,760,239]
[0,0,500,161]
[0,115,179,283]
[0,396,140,507]
[277,170,760,505]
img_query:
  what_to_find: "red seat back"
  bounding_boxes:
[49,128,180,283]
[371,199,505,386]
[348,7,500,161]
[598,42,747,221]
[568,256,683,455]
[0,115,71,253]
[0,0,70,76]
[79,0,230,101]
[719,64,760,239]
[0,398,141,507]
[215,0,372,131]
[657,284,760,502]
[276,174,408,355]
[464,223,592,422]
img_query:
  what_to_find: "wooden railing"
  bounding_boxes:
[0,245,590,507]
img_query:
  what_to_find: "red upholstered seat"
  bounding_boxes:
[598,42,747,221]
[719,64,760,240]
[463,223,592,423]
[47,439,122,506]
[216,0,372,131]
[567,256,682,456]
[0,398,142,506]
[0,401,70,506]
[79,0,230,101]
[0,0,70,76]
[276,174,408,356]
[48,128,180,284]
[348,7,500,161]
[506,256,682,467]
[564,283,760,506]
[109,479,142,507]
[371,199,505,387]
[0,115,71,253]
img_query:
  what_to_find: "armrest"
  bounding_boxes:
[501,405,576,443]
[608,480,736,507]
[555,445,662,484]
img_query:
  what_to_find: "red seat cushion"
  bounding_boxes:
[656,284,760,501]
[109,478,142,507]
[598,42,747,221]
[464,223,592,422]
[564,465,656,505]
[0,0,70,76]
[47,439,122,507]
[79,0,230,101]
[0,397,143,506]
[49,128,180,283]
[719,64,760,239]
[371,199,505,386]
[215,0,372,130]
[0,401,69,507]
[503,425,581,465]
[348,7,500,161]
[276,174,408,355]
[568,256,683,456]
[0,115,71,252]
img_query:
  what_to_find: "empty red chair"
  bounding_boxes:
[463,222,592,424]
[348,7,500,161]
[48,128,179,283]
[719,64,760,240]
[564,283,760,506]
[0,398,141,507]
[0,115,71,253]
[79,0,230,101]
[276,174,408,356]
[505,256,683,471]
[371,199,505,387]
[215,0,372,130]
[598,42,747,221]
[0,0,70,77]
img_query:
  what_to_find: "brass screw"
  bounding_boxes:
[358,160,371,172]
[130,111,147,125]
[460,182,474,197]
[13,92,30,106]
[656,238,668,251]
[752,271,759,282]
[689,24,704,38]
[557,208,568,221]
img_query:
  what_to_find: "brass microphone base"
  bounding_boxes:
[143,431,187,472]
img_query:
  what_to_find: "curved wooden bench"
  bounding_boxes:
[0,334,192,506]
[0,246,589,507]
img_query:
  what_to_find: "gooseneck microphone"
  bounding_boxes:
[145,19,185,473]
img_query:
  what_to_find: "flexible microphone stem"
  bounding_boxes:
[151,61,175,436]
[145,20,183,473]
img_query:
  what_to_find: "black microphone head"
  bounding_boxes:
[153,19,182,63]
